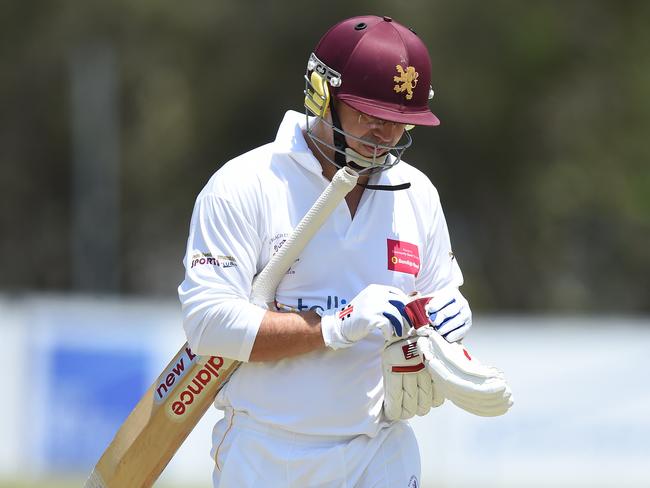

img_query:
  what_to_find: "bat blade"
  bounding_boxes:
[85,344,241,487]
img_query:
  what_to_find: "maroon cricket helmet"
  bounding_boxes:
[313,15,440,126]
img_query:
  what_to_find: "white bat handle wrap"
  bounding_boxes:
[251,166,359,305]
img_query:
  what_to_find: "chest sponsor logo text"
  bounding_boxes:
[387,239,420,276]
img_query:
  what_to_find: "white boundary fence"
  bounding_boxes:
[1,294,648,487]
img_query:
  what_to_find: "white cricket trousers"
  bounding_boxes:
[211,409,421,488]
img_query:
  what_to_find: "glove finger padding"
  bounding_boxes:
[416,334,513,417]
[382,337,443,421]
[433,302,471,342]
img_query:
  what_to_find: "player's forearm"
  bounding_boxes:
[248,309,325,362]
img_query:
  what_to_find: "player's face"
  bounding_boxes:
[335,101,407,158]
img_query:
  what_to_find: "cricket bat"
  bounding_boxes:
[84,166,359,487]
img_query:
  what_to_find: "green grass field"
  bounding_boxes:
[0,479,208,488]
[0,480,83,488]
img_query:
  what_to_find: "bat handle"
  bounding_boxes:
[251,166,358,306]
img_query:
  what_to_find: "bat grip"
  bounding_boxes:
[250,166,358,306]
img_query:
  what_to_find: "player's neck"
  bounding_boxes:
[302,129,367,219]
[303,128,369,185]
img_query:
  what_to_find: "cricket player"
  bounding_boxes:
[179,15,475,487]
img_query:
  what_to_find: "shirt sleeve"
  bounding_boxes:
[415,187,464,294]
[177,193,266,361]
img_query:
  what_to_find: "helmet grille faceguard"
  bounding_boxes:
[303,53,413,175]
[304,114,412,175]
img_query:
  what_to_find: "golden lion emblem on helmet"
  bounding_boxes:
[393,65,419,100]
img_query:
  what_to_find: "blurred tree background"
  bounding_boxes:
[1,0,648,312]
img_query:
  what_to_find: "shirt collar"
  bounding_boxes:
[274,110,324,176]
[273,110,408,188]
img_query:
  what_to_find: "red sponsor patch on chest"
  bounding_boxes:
[387,239,420,276]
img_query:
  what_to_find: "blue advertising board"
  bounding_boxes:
[43,345,148,471]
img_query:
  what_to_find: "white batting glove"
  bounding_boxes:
[404,287,472,342]
[320,284,411,349]
[417,333,513,417]
[382,336,445,421]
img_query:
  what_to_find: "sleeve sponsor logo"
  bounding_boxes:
[190,251,238,269]
[387,239,420,276]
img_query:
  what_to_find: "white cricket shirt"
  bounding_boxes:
[178,111,463,437]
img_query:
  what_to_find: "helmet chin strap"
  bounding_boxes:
[357,180,411,191]
[329,101,411,192]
